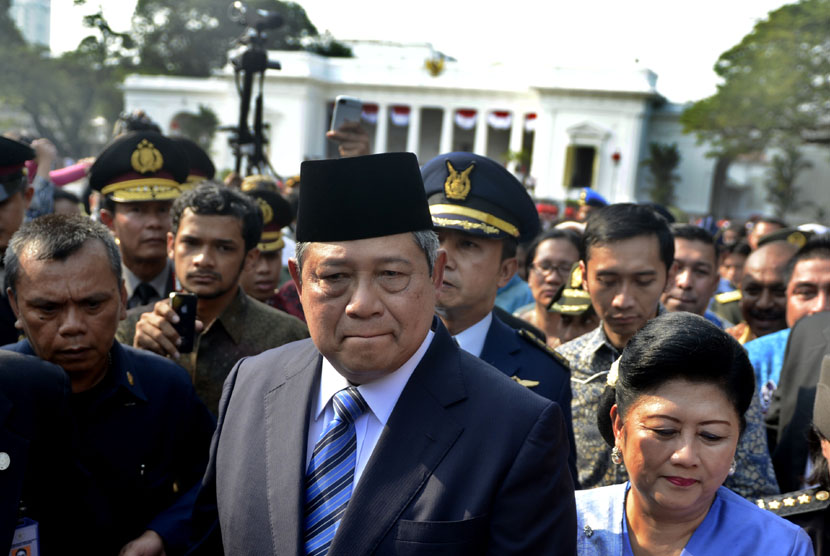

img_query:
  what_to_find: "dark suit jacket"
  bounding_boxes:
[0,350,73,552]
[766,311,830,492]
[479,313,578,485]
[194,319,576,554]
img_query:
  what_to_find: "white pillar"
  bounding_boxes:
[473,109,488,155]
[374,104,389,154]
[507,111,524,173]
[406,105,421,156]
[440,108,454,154]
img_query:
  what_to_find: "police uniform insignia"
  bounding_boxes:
[817,490,829,501]
[579,189,588,203]
[759,487,830,517]
[127,371,135,386]
[798,493,811,504]
[787,231,807,248]
[256,197,274,224]
[444,160,474,200]
[715,290,742,304]
[518,328,571,369]
[511,376,540,388]
[130,139,164,174]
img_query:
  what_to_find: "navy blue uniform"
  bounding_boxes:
[479,313,578,486]
[3,340,216,555]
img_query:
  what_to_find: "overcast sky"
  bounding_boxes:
[51,0,791,103]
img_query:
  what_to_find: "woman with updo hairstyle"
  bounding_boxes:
[576,312,812,555]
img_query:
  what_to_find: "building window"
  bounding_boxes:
[563,145,597,188]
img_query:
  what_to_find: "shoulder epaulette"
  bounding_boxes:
[715,290,742,304]
[517,328,570,369]
[756,487,830,517]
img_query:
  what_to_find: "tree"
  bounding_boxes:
[681,0,830,156]
[171,105,220,151]
[764,141,812,218]
[130,0,351,77]
[641,142,680,206]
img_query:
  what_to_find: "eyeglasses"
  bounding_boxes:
[530,261,573,277]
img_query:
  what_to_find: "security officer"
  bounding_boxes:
[171,136,215,191]
[422,152,577,484]
[93,131,188,309]
[758,354,830,554]
[0,137,36,345]
[577,187,607,221]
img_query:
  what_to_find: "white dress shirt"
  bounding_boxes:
[306,330,435,486]
[452,312,492,358]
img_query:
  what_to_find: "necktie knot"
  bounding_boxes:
[332,386,368,425]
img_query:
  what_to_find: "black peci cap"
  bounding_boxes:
[422,152,540,242]
[296,153,432,242]
[0,137,35,202]
[89,131,189,202]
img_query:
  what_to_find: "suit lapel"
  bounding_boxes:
[479,314,520,377]
[263,343,320,555]
[329,323,467,554]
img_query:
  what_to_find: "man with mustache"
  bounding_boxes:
[93,131,185,309]
[556,203,778,498]
[726,239,798,344]
[117,184,308,415]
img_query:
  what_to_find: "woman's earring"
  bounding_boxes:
[611,446,623,465]
[728,459,737,476]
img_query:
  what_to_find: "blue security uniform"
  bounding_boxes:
[2,340,216,554]
[480,314,578,485]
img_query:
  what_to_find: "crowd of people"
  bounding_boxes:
[1,109,830,555]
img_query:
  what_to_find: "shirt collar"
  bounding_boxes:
[209,287,248,345]
[122,259,172,298]
[593,304,667,356]
[316,329,435,426]
[453,312,493,357]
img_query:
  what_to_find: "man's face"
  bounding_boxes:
[290,233,444,384]
[435,229,515,328]
[786,257,830,327]
[169,209,253,300]
[8,240,127,388]
[740,245,792,337]
[0,189,31,251]
[583,235,671,349]
[719,252,747,288]
[239,248,283,303]
[662,238,719,316]
[106,201,172,264]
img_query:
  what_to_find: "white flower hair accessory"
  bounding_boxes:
[606,357,621,388]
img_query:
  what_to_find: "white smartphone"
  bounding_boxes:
[330,95,363,132]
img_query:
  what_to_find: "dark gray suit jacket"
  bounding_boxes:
[766,311,830,492]
[193,320,576,554]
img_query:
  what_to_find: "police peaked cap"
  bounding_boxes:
[0,137,35,202]
[422,152,540,242]
[171,136,215,183]
[245,188,293,252]
[89,131,189,202]
[296,152,432,242]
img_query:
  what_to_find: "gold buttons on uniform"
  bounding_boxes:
[817,490,830,501]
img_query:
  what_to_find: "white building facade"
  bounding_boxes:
[11,0,49,47]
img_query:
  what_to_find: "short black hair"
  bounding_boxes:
[53,188,80,205]
[596,312,755,446]
[4,214,122,295]
[582,203,674,270]
[784,234,830,285]
[171,183,263,252]
[721,241,751,258]
[524,228,581,272]
[672,223,719,261]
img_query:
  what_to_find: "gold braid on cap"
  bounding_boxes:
[607,357,621,388]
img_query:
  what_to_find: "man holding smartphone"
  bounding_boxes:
[117,183,309,415]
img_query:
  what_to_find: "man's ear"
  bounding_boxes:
[22,187,33,209]
[99,209,115,230]
[497,257,518,289]
[664,261,678,294]
[167,232,175,260]
[579,260,589,294]
[431,250,447,293]
[118,280,128,320]
[243,248,259,273]
[288,258,302,296]
[6,287,18,319]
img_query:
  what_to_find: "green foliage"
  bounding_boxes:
[682,0,830,156]
[765,142,812,217]
[171,106,220,151]
[641,142,680,206]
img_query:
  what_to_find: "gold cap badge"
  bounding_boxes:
[444,160,474,201]
[257,197,273,225]
[570,264,583,289]
[130,139,164,174]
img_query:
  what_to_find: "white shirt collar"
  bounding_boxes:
[316,329,435,426]
[453,312,493,358]
[123,258,172,298]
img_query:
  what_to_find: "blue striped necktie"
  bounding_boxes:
[304,386,368,556]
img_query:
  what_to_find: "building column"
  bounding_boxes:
[507,111,524,173]
[406,105,421,156]
[440,108,454,154]
[473,109,488,155]
[374,104,389,154]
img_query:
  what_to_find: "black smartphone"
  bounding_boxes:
[170,292,198,353]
